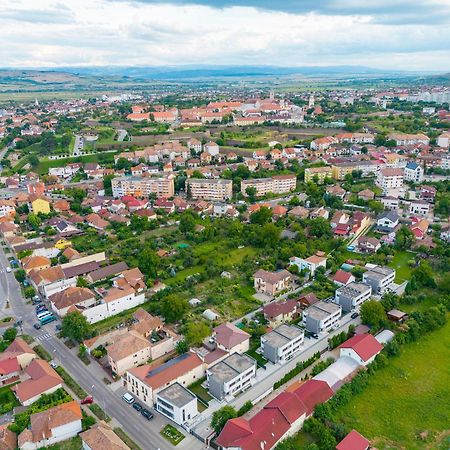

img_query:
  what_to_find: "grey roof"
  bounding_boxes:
[87,261,129,282]
[208,353,255,383]
[62,261,101,278]
[336,282,371,299]
[363,265,395,280]
[378,210,399,222]
[305,301,341,320]
[313,356,360,391]
[157,382,196,408]
[262,324,304,348]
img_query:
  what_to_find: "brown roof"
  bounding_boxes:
[22,255,51,271]
[6,337,36,356]
[50,287,95,310]
[29,266,64,286]
[254,269,291,284]
[19,401,82,446]
[12,359,62,403]
[107,331,150,361]
[88,262,129,282]
[263,299,297,319]
[62,247,81,261]
[214,323,250,350]
[80,423,130,450]
[131,308,163,335]
[0,424,17,450]
[103,286,135,303]
[129,352,202,390]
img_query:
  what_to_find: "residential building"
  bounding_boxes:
[80,422,130,450]
[261,324,304,364]
[186,179,232,201]
[376,168,404,193]
[289,252,327,278]
[376,211,399,232]
[0,200,15,218]
[332,270,355,287]
[18,401,82,450]
[213,322,250,354]
[241,175,296,197]
[29,196,51,215]
[125,352,204,406]
[49,287,96,317]
[339,334,383,366]
[336,430,370,450]
[263,299,298,327]
[437,132,450,148]
[253,269,291,296]
[304,166,332,183]
[207,353,256,400]
[357,236,381,253]
[334,282,372,312]
[204,141,219,156]
[404,161,424,183]
[155,382,198,426]
[111,176,174,198]
[387,132,430,146]
[303,301,342,334]
[409,200,431,216]
[362,265,396,295]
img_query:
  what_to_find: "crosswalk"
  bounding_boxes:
[36,333,52,341]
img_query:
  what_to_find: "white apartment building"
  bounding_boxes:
[261,324,304,364]
[0,200,15,217]
[186,178,232,201]
[112,176,174,198]
[387,133,430,146]
[362,266,396,295]
[207,353,257,400]
[404,161,424,183]
[409,200,431,216]
[376,168,404,193]
[241,174,296,197]
[334,282,372,312]
[303,301,342,335]
[155,383,198,426]
[437,132,450,148]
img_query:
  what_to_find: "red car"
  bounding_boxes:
[80,395,94,405]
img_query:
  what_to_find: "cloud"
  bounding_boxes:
[0,0,449,70]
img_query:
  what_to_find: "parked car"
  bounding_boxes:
[122,393,134,404]
[6,267,12,273]
[36,305,47,312]
[81,395,94,405]
[55,324,62,331]
[351,312,359,319]
[141,409,153,420]
[33,323,41,330]
[50,361,58,369]
[132,402,143,412]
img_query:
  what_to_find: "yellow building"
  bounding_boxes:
[30,197,51,215]
[55,239,72,250]
[304,166,333,184]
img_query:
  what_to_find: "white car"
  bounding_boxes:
[122,393,134,404]
[6,267,12,273]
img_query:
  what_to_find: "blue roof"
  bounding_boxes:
[406,161,419,170]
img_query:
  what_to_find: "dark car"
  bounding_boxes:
[132,402,143,412]
[141,409,153,420]
[33,323,41,330]
[351,312,359,319]
[55,324,62,331]
[80,395,94,405]
[36,305,47,312]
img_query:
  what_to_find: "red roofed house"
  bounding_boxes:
[0,356,21,386]
[336,430,370,450]
[290,379,334,416]
[263,299,298,327]
[12,359,63,406]
[213,322,250,354]
[3,338,37,369]
[339,334,383,366]
[332,270,355,287]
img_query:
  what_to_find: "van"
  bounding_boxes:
[122,393,134,404]
[37,310,52,320]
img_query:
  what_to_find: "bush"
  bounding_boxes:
[55,367,87,399]
[274,352,321,389]
[82,413,96,430]
[89,403,111,422]
[34,344,52,361]
[237,401,253,417]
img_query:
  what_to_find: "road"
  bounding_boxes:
[0,246,201,450]
[73,135,84,156]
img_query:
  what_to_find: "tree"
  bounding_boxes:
[3,327,17,342]
[368,200,384,214]
[360,300,386,329]
[24,286,36,298]
[211,406,237,435]
[309,218,332,238]
[61,312,92,343]
[395,225,414,250]
[245,186,257,203]
[14,269,26,283]
[115,157,132,171]
[138,247,159,279]
[183,321,210,346]
[411,260,436,288]
[76,277,88,288]
[179,212,196,234]
[27,213,41,230]
[175,339,189,354]
[161,295,188,323]
[103,174,115,196]
[29,154,39,167]
[255,223,280,248]
[250,206,272,225]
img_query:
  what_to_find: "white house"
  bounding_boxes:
[204,141,219,156]
[290,252,327,278]
[404,161,423,183]
[437,132,450,148]
[339,334,383,366]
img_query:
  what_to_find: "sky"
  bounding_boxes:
[1,0,450,71]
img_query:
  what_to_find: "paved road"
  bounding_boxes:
[73,135,84,156]
[0,246,202,450]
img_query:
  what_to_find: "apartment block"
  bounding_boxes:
[112,176,174,198]
[241,174,296,197]
[261,324,304,364]
[362,265,396,295]
[207,353,256,400]
[303,301,342,334]
[186,178,232,201]
[376,168,404,192]
[304,166,333,183]
[334,282,372,312]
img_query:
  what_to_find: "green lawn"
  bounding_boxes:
[188,382,213,404]
[388,250,414,283]
[160,424,185,445]
[45,436,82,450]
[334,321,450,449]
[245,349,268,367]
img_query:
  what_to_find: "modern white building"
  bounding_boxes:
[334,282,372,312]
[261,324,304,364]
[289,253,327,278]
[404,161,424,183]
[376,168,404,193]
[303,301,342,334]
[111,176,175,198]
[362,266,396,295]
[155,382,198,426]
[186,178,233,201]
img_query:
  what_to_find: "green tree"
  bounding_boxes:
[360,300,386,329]
[115,157,132,171]
[61,312,92,343]
[183,321,210,346]
[29,154,39,167]
[411,260,436,288]
[103,174,115,196]
[161,295,188,323]
[211,406,237,435]
[3,327,17,342]
[395,225,414,250]
[24,286,36,298]
[14,269,26,283]
[175,339,189,354]
[179,212,196,234]
[76,277,88,288]
[245,186,257,203]
[138,247,159,279]
[27,213,41,230]
[368,200,384,214]
[250,206,272,225]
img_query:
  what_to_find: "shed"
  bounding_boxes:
[189,298,202,307]
[203,309,220,321]
[375,329,395,345]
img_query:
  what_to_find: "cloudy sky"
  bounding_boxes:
[1,0,450,70]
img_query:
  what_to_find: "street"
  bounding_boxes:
[0,246,201,450]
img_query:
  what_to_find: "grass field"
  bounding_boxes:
[160,424,185,445]
[334,321,450,449]
[388,250,414,283]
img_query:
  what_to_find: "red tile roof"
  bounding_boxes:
[339,334,383,362]
[263,299,297,319]
[332,270,353,285]
[336,429,370,450]
[0,356,20,376]
[292,379,334,415]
